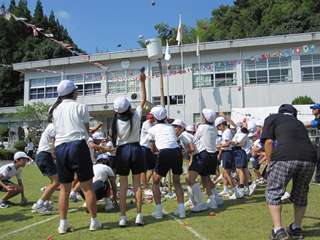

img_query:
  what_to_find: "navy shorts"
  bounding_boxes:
[79,180,109,200]
[251,156,261,170]
[141,146,156,171]
[221,150,234,170]
[0,180,15,192]
[155,148,182,177]
[36,151,58,177]
[116,142,145,176]
[189,151,218,176]
[233,149,248,169]
[55,140,94,183]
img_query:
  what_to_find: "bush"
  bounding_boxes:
[0,149,14,160]
[292,96,315,105]
[14,140,26,151]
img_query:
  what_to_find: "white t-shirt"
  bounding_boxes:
[37,123,56,154]
[116,106,142,146]
[0,163,22,181]
[140,120,154,149]
[221,128,233,150]
[92,163,115,183]
[232,129,252,154]
[53,99,90,147]
[148,123,179,150]
[195,124,218,153]
[178,131,205,156]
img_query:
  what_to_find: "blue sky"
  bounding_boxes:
[3,0,234,53]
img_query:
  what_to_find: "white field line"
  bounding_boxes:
[0,209,77,240]
[163,209,209,240]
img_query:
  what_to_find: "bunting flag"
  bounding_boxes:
[176,14,183,46]
[164,40,171,61]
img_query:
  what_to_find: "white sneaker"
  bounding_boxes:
[104,199,114,211]
[69,192,78,202]
[0,202,9,208]
[191,203,208,212]
[281,192,291,201]
[174,206,186,219]
[229,188,244,200]
[89,220,102,231]
[31,203,52,214]
[58,224,71,234]
[249,183,257,196]
[119,215,128,227]
[207,195,218,209]
[152,208,163,219]
[219,190,230,197]
[135,213,144,226]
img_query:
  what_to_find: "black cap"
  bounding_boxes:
[278,104,297,117]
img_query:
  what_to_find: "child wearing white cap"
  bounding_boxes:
[215,116,236,197]
[148,106,185,219]
[0,152,30,208]
[110,69,147,227]
[193,109,223,208]
[32,122,59,214]
[48,79,101,233]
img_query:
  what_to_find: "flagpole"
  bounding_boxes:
[180,45,185,121]
[166,64,170,117]
[197,36,202,113]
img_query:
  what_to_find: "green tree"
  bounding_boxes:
[292,96,315,105]
[16,102,50,127]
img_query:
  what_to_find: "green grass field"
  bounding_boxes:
[0,164,319,240]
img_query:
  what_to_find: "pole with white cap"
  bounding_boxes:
[145,38,165,107]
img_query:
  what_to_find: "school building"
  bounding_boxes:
[10,31,320,128]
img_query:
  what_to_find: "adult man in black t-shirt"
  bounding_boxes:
[261,104,317,240]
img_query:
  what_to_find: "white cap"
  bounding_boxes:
[150,105,167,121]
[57,80,77,97]
[96,154,108,161]
[186,125,195,132]
[14,151,29,161]
[215,116,226,127]
[92,132,105,140]
[202,108,216,123]
[247,120,257,137]
[172,119,186,129]
[113,96,131,113]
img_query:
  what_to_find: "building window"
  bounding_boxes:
[301,54,320,81]
[152,96,168,105]
[152,65,182,77]
[107,69,140,94]
[192,62,237,88]
[169,95,185,105]
[193,113,201,124]
[29,88,45,100]
[66,72,102,96]
[245,57,292,84]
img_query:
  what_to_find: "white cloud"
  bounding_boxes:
[56,10,71,20]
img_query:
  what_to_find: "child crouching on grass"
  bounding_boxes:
[0,151,30,208]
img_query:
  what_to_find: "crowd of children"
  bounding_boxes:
[0,67,318,239]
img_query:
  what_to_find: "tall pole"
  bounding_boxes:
[158,60,165,107]
[180,45,185,121]
[198,51,202,112]
[166,64,170,117]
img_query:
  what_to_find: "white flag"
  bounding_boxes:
[164,40,171,61]
[44,33,54,38]
[176,14,183,46]
[196,36,200,57]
